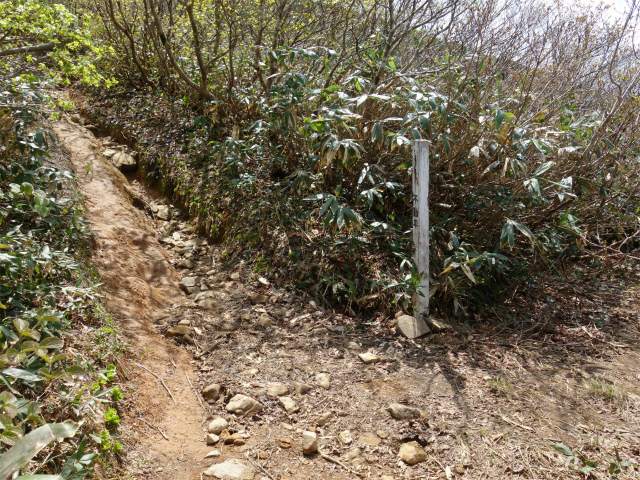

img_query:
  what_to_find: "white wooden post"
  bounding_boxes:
[412,140,429,320]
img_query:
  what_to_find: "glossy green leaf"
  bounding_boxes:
[0,422,80,479]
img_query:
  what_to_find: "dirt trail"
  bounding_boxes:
[54,120,211,479]
[55,117,640,480]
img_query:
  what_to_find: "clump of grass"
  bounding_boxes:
[487,376,511,397]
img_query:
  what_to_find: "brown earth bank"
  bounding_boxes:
[54,117,640,480]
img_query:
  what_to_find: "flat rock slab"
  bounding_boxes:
[204,459,255,479]
[226,394,262,416]
[111,151,137,172]
[359,352,381,364]
[358,432,381,446]
[397,315,430,339]
[426,316,454,332]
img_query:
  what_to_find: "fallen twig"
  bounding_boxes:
[318,450,363,477]
[135,363,177,404]
[185,372,209,414]
[496,414,534,432]
[138,416,169,440]
[243,454,278,480]
[580,325,629,348]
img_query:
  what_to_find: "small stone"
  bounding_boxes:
[358,352,381,364]
[276,437,294,449]
[257,451,268,459]
[315,373,331,389]
[396,315,431,339]
[278,396,299,414]
[226,394,262,416]
[177,258,194,269]
[425,317,454,333]
[178,319,191,326]
[198,298,217,310]
[455,464,466,475]
[250,294,268,305]
[257,313,272,327]
[208,417,228,434]
[203,459,255,479]
[346,448,361,461]
[206,433,220,445]
[311,327,329,336]
[239,368,259,376]
[358,432,381,446]
[273,307,288,318]
[315,412,333,426]
[204,450,220,459]
[280,422,293,430]
[230,272,240,281]
[387,403,421,420]
[111,151,137,172]
[338,430,353,445]
[185,237,205,248]
[399,441,427,465]
[291,381,311,395]
[376,430,388,439]
[302,431,318,455]
[382,476,395,480]
[164,325,193,337]
[179,277,197,292]
[267,383,289,397]
[258,277,269,285]
[225,433,245,445]
[156,205,171,221]
[203,384,221,402]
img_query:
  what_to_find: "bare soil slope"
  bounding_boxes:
[54,120,213,479]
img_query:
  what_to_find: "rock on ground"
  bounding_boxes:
[278,396,299,413]
[338,430,353,445]
[396,314,431,339]
[156,205,171,220]
[302,431,318,454]
[198,298,217,309]
[358,432,381,446]
[315,412,333,426]
[208,417,228,434]
[203,384,221,402]
[226,394,262,416]
[203,459,255,479]
[358,352,381,364]
[399,441,427,465]
[426,317,454,332]
[111,151,137,172]
[179,277,197,292]
[315,372,331,389]
[267,382,289,397]
[387,403,422,420]
[257,313,272,326]
[250,294,268,305]
[164,325,194,337]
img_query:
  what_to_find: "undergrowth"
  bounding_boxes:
[0,27,127,477]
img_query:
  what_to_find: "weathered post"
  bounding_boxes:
[412,140,429,321]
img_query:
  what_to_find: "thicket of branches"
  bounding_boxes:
[79,0,639,318]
